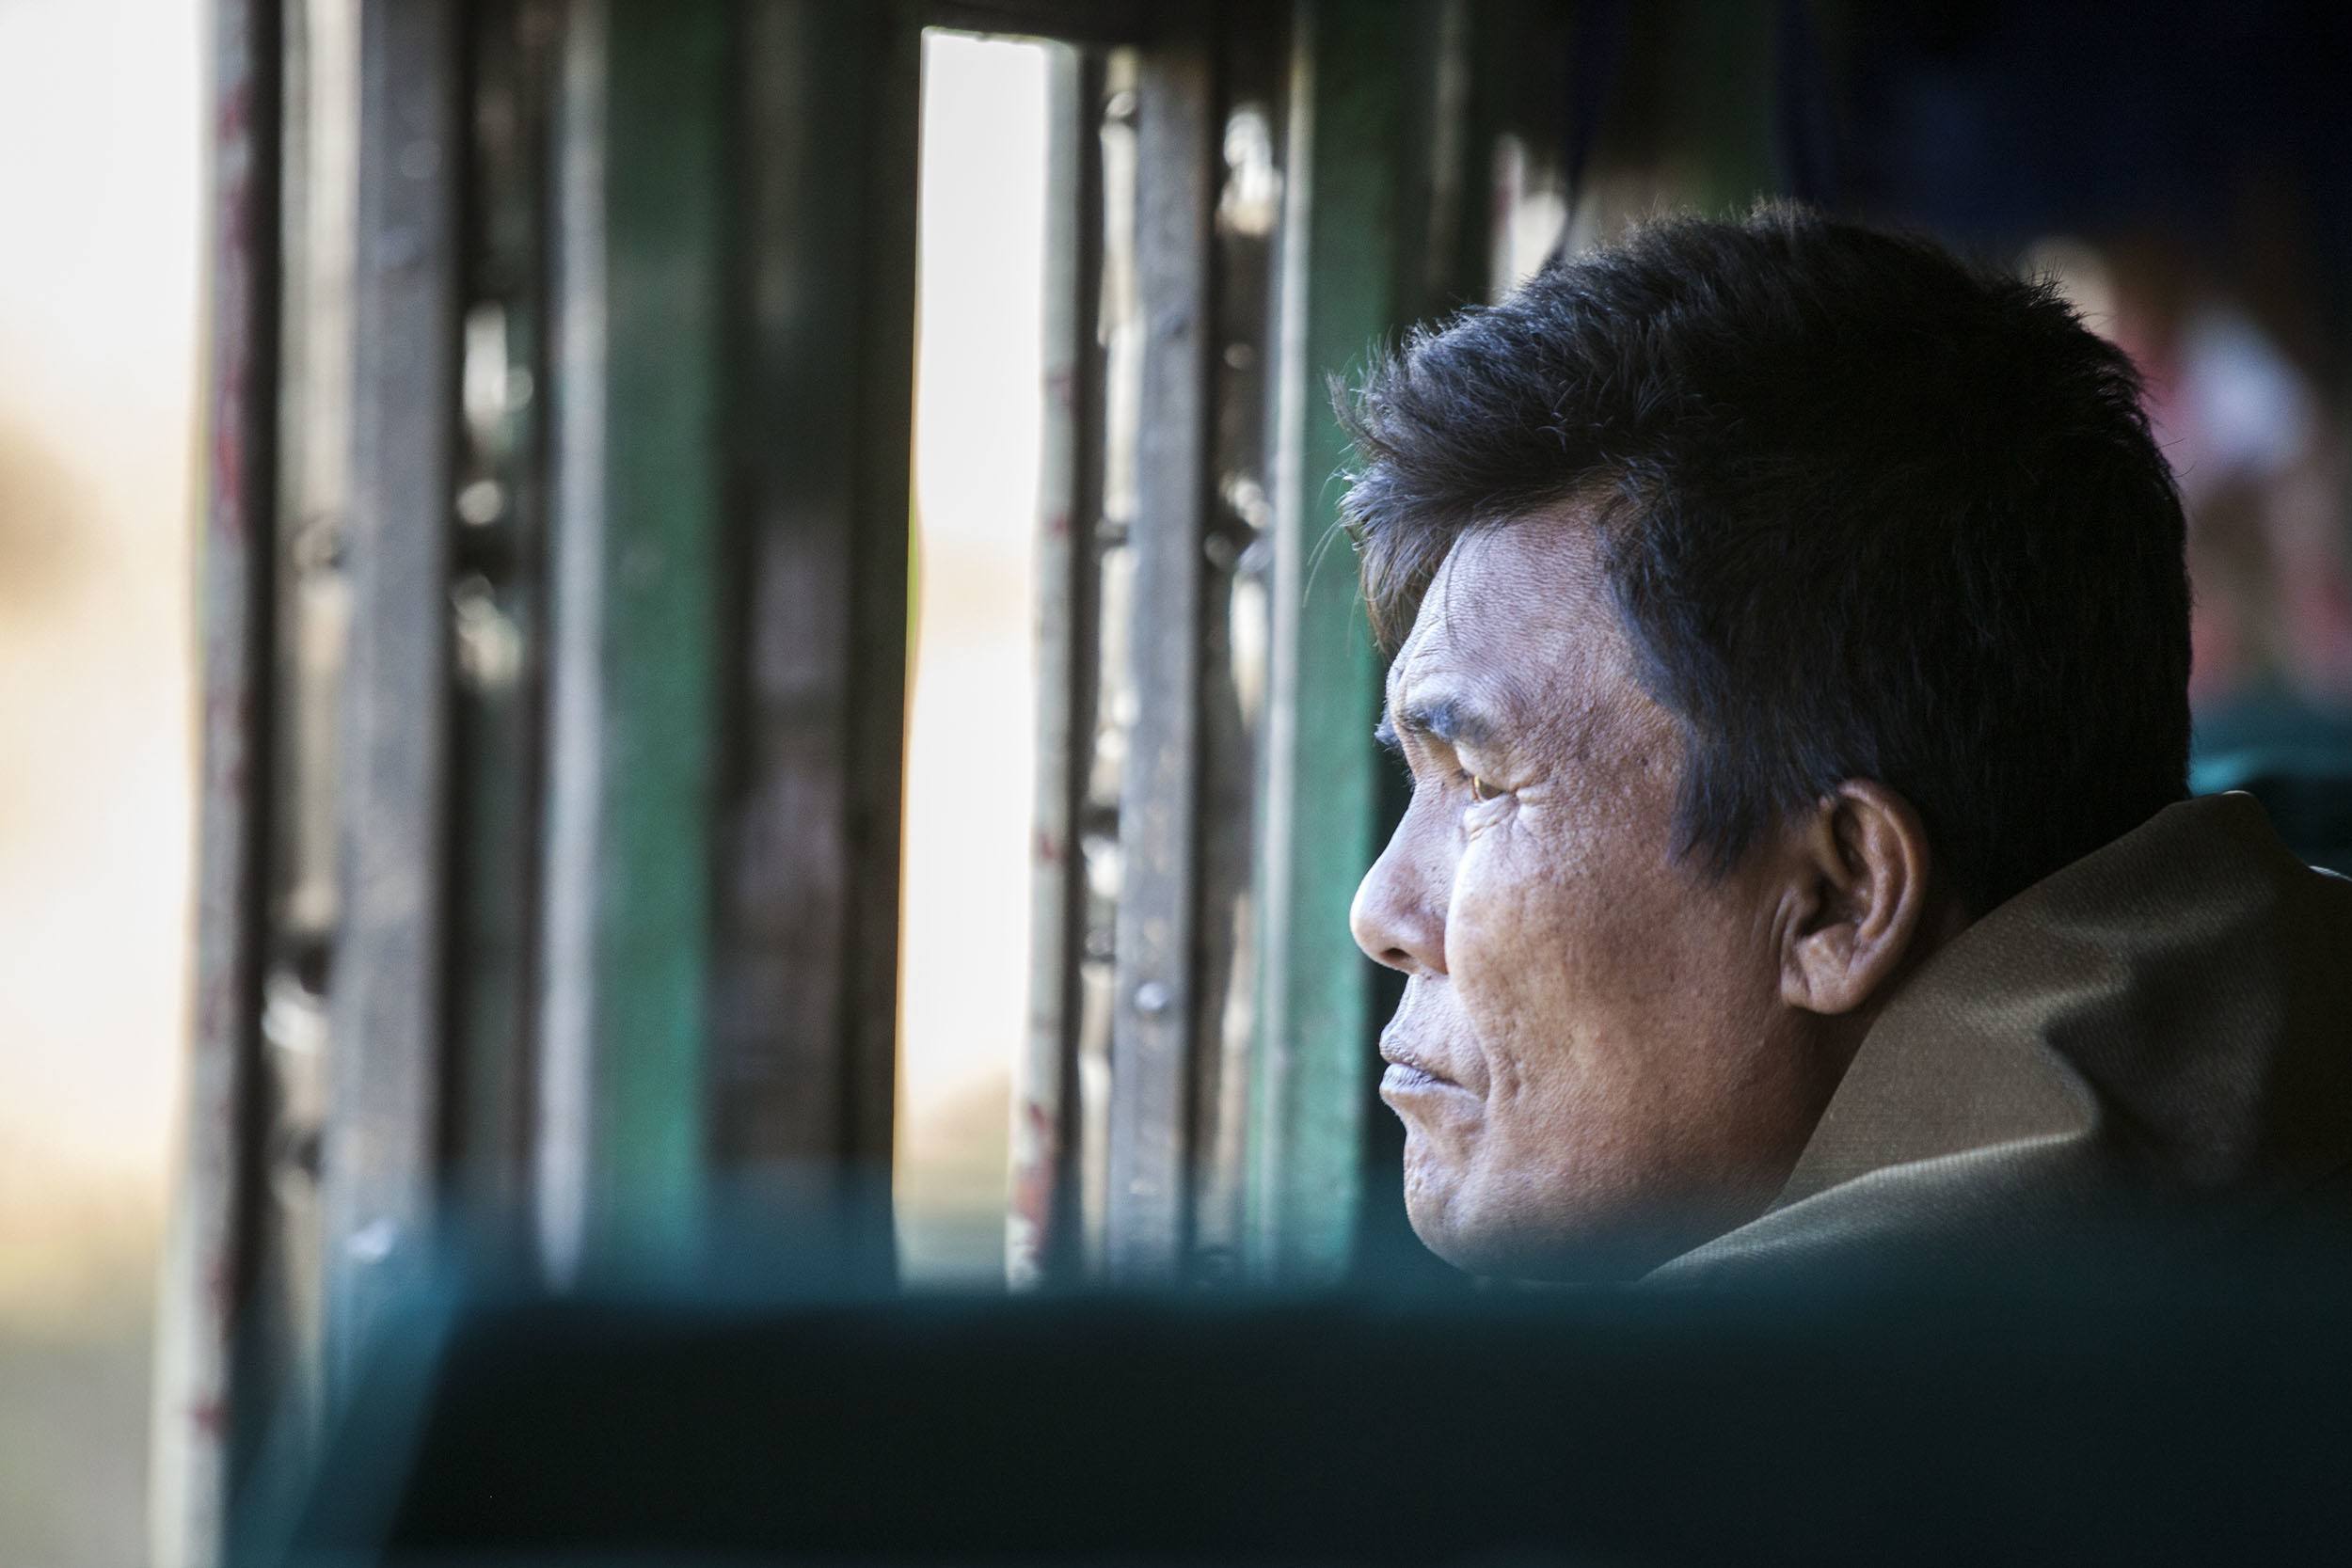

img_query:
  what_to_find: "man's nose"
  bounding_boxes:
[1350,825,1447,977]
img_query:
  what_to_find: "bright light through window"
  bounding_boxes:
[897,30,1064,1284]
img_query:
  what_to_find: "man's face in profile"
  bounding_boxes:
[1352,511,1845,1277]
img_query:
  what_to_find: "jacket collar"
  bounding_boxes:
[1660,792,2352,1279]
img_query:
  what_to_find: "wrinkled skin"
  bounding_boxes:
[1351,512,1867,1279]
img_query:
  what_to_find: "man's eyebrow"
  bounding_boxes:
[1381,693,1497,750]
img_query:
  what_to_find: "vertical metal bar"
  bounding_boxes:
[1443,0,1506,305]
[534,0,611,1286]
[444,0,557,1239]
[713,0,850,1207]
[539,0,732,1279]
[156,1,281,1561]
[1248,0,1407,1281]
[707,0,917,1270]
[1090,11,1311,1283]
[1105,31,1217,1282]
[253,0,361,1422]
[837,1,923,1235]
[1187,0,1292,1282]
[1417,0,1472,308]
[1011,44,1106,1289]
[320,0,462,1389]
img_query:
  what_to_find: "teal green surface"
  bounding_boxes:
[588,0,727,1272]
[1248,0,1406,1279]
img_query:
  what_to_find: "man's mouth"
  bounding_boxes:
[1378,1038,1460,1096]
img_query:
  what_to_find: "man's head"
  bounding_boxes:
[1342,204,2190,1278]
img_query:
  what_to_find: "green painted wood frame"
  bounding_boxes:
[550,0,731,1276]
[1248,0,1417,1281]
[538,0,921,1282]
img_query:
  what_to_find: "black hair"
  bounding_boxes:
[1338,202,2190,914]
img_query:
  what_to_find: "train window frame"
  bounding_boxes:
[169,4,1515,1557]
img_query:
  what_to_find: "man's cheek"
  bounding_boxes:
[1448,857,1580,1081]
[1467,800,1598,929]
[1444,839,1555,989]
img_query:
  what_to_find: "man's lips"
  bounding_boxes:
[1381,1062,1447,1095]
[1378,1038,1463,1096]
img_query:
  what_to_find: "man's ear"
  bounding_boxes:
[1777,780,1936,1017]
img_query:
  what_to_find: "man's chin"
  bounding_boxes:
[1404,1183,1716,1283]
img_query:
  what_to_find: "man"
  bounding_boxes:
[1342,204,2352,1284]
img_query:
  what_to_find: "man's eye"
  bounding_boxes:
[1466,773,1502,803]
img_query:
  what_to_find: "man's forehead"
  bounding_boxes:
[1385,587,1465,709]
[1383,566,1532,733]
[1379,514,1647,762]
[1388,523,1587,684]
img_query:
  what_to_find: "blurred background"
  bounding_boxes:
[8,2,2352,1564]
[1,2,201,1562]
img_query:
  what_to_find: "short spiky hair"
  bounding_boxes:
[1338,203,2190,914]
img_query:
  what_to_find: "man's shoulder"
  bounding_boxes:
[1652,793,2352,1286]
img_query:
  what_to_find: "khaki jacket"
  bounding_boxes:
[1653,792,2352,1284]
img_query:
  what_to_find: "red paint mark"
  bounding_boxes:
[215,81,250,142]
[167,10,270,1512]
[1034,829,1062,867]
[1009,1097,1064,1239]
[206,69,260,546]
